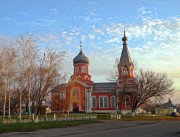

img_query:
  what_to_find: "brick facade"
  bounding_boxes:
[52,31,136,114]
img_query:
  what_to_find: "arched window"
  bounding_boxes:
[85,76,89,80]
[123,65,129,75]
[104,96,108,108]
[110,96,116,108]
[99,96,108,108]
[92,96,97,108]
[75,67,78,73]
[125,95,131,108]
[99,96,103,108]
[82,66,86,73]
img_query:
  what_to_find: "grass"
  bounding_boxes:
[95,113,180,121]
[1,114,180,134]
[0,120,98,134]
[97,114,112,120]
[120,115,180,121]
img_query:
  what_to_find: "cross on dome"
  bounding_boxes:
[80,41,82,51]
[73,41,89,64]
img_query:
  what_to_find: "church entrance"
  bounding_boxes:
[73,103,79,112]
[71,87,81,112]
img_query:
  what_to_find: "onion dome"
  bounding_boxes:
[73,42,89,64]
[122,30,128,44]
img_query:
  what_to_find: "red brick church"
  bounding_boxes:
[52,31,135,114]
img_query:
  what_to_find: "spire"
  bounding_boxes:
[119,31,133,67]
[80,41,82,51]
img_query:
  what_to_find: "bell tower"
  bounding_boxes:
[118,31,134,87]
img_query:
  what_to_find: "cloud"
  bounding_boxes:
[88,10,97,16]
[88,34,95,39]
[1,1,179,104]
[32,13,180,92]
[105,37,120,43]
[50,8,58,11]
[38,33,57,42]
[87,1,97,5]
[139,6,152,15]
[85,17,180,91]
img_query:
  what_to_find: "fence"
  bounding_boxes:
[0,113,97,124]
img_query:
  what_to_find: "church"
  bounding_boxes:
[52,31,135,114]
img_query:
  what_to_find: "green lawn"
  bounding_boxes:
[1,114,180,134]
[96,113,180,121]
[0,120,98,134]
[120,115,180,121]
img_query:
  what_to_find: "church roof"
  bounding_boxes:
[73,42,89,64]
[119,31,133,67]
[92,82,116,93]
[156,99,174,108]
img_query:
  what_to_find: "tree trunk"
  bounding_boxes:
[32,101,35,114]
[19,88,22,122]
[28,85,31,119]
[3,90,7,121]
[28,70,32,119]
[36,106,41,115]
[8,90,11,120]
[131,108,136,117]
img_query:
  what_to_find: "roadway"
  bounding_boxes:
[1,120,180,137]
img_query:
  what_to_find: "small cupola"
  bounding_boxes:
[73,42,89,64]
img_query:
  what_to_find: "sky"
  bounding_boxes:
[0,0,180,103]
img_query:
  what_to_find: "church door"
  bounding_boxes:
[73,103,79,112]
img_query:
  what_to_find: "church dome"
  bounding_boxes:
[73,49,89,64]
[122,30,128,44]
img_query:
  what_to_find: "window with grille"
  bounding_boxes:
[75,67,78,73]
[104,96,108,108]
[82,66,86,73]
[99,96,108,108]
[111,96,116,108]
[99,96,103,108]
[92,96,97,108]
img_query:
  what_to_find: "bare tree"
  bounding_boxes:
[130,69,174,112]
[15,33,36,121]
[108,58,174,113]
[0,34,67,120]
[51,84,67,113]
[23,38,37,119]
[0,41,16,121]
[31,49,66,115]
[107,57,119,81]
